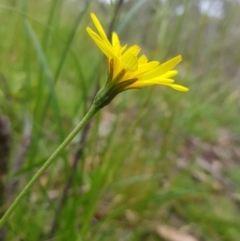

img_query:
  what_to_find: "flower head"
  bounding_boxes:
[86,13,188,108]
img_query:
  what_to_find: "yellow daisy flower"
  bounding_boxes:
[87,13,188,108]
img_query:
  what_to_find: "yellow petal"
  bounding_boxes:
[112,57,122,78]
[112,32,120,46]
[121,53,138,71]
[86,28,115,58]
[160,83,189,92]
[169,84,189,92]
[139,61,159,68]
[124,61,159,79]
[136,79,174,86]
[138,55,148,64]
[120,45,127,54]
[159,70,178,78]
[127,79,174,88]
[157,55,182,74]
[122,45,141,58]
[137,55,182,80]
[90,13,109,42]
[112,32,121,54]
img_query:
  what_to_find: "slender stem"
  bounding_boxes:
[0,104,99,227]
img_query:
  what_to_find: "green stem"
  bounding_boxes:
[0,104,99,227]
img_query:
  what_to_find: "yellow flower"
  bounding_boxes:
[86,13,188,108]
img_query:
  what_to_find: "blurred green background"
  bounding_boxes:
[0,0,240,240]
